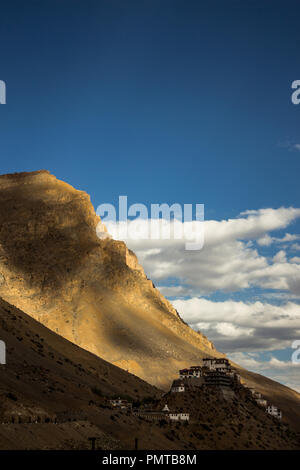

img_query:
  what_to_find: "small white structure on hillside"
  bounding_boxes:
[236,373,241,382]
[109,398,132,410]
[246,387,268,408]
[179,366,203,379]
[171,380,185,393]
[169,412,189,422]
[256,398,267,407]
[266,405,282,419]
[161,404,189,422]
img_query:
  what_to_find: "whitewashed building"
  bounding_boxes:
[179,366,203,379]
[171,381,185,393]
[169,412,190,422]
[256,398,267,407]
[266,405,282,419]
[202,357,231,372]
[109,398,132,410]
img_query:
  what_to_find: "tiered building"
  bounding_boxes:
[172,357,283,421]
[203,357,231,372]
[178,357,240,388]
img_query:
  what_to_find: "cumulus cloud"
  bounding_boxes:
[105,207,300,296]
[273,250,287,263]
[257,233,299,246]
[227,352,300,392]
[257,234,273,246]
[171,297,300,352]
[291,243,300,251]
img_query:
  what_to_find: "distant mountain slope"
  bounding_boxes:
[0,170,299,434]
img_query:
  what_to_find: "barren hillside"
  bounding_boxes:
[0,297,299,450]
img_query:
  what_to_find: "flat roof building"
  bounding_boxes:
[266,405,282,419]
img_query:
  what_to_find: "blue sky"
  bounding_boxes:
[0,0,300,389]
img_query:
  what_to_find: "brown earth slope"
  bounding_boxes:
[0,296,160,449]
[152,384,300,450]
[0,170,299,433]
[0,297,299,450]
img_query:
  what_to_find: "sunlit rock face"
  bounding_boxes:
[0,170,216,388]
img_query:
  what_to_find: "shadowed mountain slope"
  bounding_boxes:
[0,296,161,449]
[0,297,299,450]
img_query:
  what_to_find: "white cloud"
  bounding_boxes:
[227,352,300,392]
[291,243,300,251]
[105,207,300,296]
[227,352,263,369]
[172,297,300,340]
[257,234,273,246]
[273,250,287,263]
[214,322,254,338]
[277,233,300,242]
[261,292,300,301]
[171,297,300,352]
[157,285,194,297]
[257,232,299,246]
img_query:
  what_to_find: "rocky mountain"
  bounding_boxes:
[0,170,216,388]
[0,170,299,434]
